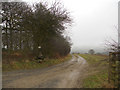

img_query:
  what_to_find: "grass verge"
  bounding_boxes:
[79,54,114,88]
[3,54,72,72]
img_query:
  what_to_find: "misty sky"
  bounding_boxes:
[23,0,119,53]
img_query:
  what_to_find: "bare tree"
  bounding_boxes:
[104,28,118,52]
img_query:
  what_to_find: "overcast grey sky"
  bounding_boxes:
[23,0,119,53]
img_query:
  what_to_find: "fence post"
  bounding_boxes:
[108,52,111,83]
[111,53,116,85]
[109,52,118,87]
[118,52,120,88]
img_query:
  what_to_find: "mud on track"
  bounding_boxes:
[3,55,88,88]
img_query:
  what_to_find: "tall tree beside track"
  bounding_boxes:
[1,2,72,58]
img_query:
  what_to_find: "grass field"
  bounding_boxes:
[3,54,72,72]
[79,54,114,88]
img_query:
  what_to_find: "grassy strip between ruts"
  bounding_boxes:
[79,54,115,88]
[3,54,72,72]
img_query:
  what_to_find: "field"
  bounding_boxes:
[79,54,114,88]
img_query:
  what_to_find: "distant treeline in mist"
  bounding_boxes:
[1,2,72,58]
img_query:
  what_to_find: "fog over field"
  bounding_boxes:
[24,0,119,53]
